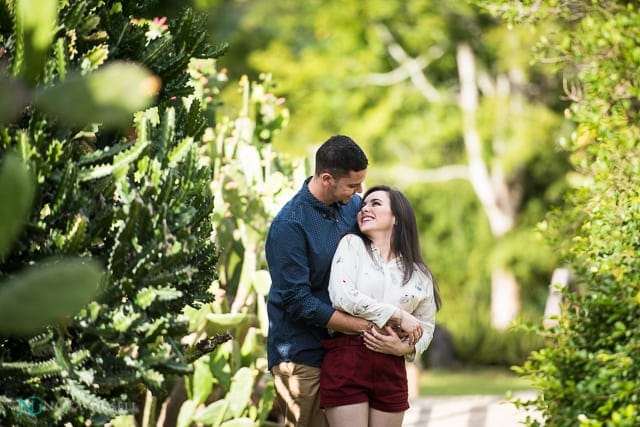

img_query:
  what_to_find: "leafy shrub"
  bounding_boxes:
[0,1,229,424]
[483,1,640,425]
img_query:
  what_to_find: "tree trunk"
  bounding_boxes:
[543,267,571,328]
[457,44,520,329]
[375,32,527,331]
[490,267,520,329]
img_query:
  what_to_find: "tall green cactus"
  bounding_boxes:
[2,0,159,128]
[0,1,229,425]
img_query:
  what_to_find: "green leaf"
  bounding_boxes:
[0,153,34,260]
[34,61,160,128]
[0,258,103,335]
[142,369,165,391]
[226,367,256,419]
[240,327,260,364]
[204,313,251,335]
[176,399,198,427]
[135,286,183,309]
[256,380,276,425]
[168,137,194,168]
[77,131,151,182]
[13,0,57,85]
[193,400,229,426]
[65,379,126,416]
[209,346,232,391]
[80,44,109,74]
[257,296,268,337]
[220,417,256,427]
[252,270,271,296]
[192,356,214,405]
[112,305,140,333]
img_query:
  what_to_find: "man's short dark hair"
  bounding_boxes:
[314,135,368,179]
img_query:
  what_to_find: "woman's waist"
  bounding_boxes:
[323,331,364,348]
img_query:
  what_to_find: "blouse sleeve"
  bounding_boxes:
[328,235,397,327]
[407,270,437,361]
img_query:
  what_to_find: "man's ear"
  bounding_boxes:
[320,172,334,185]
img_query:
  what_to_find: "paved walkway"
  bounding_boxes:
[404,391,543,426]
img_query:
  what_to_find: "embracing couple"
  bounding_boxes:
[266,135,442,427]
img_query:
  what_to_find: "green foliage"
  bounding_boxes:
[482,1,640,425]
[0,1,228,425]
[1,0,159,128]
[177,60,297,427]
[12,0,57,86]
[199,0,570,366]
[0,153,34,259]
[0,258,102,335]
[408,180,548,366]
[32,61,160,128]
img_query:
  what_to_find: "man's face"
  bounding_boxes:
[328,170,367,205]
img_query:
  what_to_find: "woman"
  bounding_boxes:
[320,185,442,427]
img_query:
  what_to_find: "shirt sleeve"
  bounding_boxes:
[266,219,335,327]
[407,271,437,361]
[328,235,397,327]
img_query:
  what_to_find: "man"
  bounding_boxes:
[266,135,371,427]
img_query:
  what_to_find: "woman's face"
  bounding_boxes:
[357,190,395,235]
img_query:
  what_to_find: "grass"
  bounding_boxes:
[418,367,534,396]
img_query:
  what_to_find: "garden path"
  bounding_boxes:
[404,390,542,426]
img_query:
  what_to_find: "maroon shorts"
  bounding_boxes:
[320,334,409,412]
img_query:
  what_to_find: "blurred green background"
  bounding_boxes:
[3,0,638,425]
[151,0,573,368]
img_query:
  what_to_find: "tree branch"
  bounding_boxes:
[367,23,442,102]
[457,43,515,236]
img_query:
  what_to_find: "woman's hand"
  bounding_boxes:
[390,309,423,345]
[363,326,415,357]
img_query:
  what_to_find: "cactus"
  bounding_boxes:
[2,0,158,128]
[0,1,228,425]
[0,154,34,260]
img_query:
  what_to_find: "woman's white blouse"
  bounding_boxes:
[328,234,437,361]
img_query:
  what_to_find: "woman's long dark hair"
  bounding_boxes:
[357,185,442,310]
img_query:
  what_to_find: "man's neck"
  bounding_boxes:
[307,176,331,205]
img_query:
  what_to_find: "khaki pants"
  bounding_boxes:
[272,362,328,427]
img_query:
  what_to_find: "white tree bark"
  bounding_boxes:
[456,44,520,329]
[491,267,520,329]
[543,268,571,328]
[456,44,517,238]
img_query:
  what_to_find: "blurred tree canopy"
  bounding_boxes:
[176,0,572,363]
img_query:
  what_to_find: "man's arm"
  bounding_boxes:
[267,220,336,326]
[326,310,370,334]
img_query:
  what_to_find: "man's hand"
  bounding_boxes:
[389,309,423,345]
